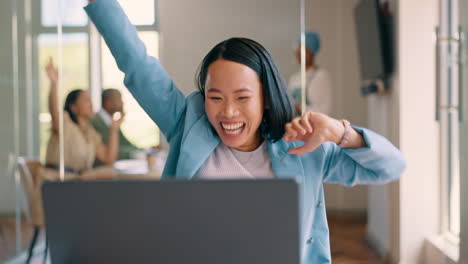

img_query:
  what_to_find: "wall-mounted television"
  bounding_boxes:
[354,0,393,95]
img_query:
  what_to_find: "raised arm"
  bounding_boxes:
[95,114,124,165]
[284,112,406,185]
[84,0,187,141]
[319,127,406,186]
[45,58,59,133]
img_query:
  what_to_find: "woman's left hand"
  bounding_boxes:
[283,111,345,155]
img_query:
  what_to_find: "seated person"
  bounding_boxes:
[32,59,125,228]
[91,89,141,161]
[41,58,124,181]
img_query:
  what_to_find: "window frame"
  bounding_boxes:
[437,0,461,249]
[32,0,160,159]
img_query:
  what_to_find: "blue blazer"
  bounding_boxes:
[85,1,406,262]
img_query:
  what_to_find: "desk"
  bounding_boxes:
[114,159,162,180]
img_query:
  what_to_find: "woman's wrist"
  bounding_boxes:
[337,120,351,147]
[110,125,120,132]
[337,120,366,149]
[330,118,345,145]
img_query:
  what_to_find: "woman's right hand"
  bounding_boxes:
[110,112,125,130]
[46,57,60,132]
[45,57,58,85]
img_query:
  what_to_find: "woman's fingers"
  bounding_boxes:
[300,112,313,133]
[288,133,324,155]
[284,123,296,141]
[284,120,305,141]
[45,57,58,83]
[284,115,314,142]
[283,111,329,155]
[291,118,307,135]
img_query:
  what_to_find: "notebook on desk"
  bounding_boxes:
[42,179,300,264]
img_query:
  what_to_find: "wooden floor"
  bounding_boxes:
[328,214,386,264]
[1,213,385,263]
[0,216,35,263]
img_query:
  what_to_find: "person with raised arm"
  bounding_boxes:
[42,58,123,180]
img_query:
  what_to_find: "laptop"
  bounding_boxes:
[42,179,300,264]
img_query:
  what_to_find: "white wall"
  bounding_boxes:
[306,1,440,263]
[365,1,401,257]
[367,89,399,258]
[360,0,440,262]
[397,0,439,263]
[158,0,300,95]
[306,0,368,212]
[365,0,440,262]
[306,0,367,127]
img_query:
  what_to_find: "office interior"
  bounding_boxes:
[0,0,467,263]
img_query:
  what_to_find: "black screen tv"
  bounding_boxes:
[354,0,393,92]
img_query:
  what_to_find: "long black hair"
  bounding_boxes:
[64,89,83,125]
[196,37,294,142]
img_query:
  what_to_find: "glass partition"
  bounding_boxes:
[4,0,303,262]
[301,0,370,214]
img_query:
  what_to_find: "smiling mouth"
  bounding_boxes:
[220,122,245,135]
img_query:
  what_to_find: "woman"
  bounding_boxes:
[84,0,406,263]
[41,58,123,181]
[31,60,124,231]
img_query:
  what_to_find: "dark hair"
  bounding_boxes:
[101,88,120,104]
[196,37,294,141]
[64,89,83,124]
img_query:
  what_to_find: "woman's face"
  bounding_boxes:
[205,59,264,152]
[295,46,314,67]
[71,91,94,121]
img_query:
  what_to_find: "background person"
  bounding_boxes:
[288,31,333,116]
[42,58,123,181]
[91,89,142,162]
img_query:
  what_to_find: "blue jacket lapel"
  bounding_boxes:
[268,140,304,181]
[175,116,220,179]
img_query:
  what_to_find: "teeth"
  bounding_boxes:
[221,122,244,130]
[225,127,243,135]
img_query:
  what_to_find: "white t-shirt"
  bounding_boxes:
[288,67,333,116]
[194,141,275,179]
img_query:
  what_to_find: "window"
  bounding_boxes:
[35,0,160,161]
[101,32,160,148]
[437,0,461,241]
[41,0,88,27]
[118,0,156,25]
